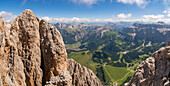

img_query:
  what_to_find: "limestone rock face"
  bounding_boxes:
[0,9,67,86]
[39,19,67,83]
[67,59,102,86]
[46,59,102,86]
[46,70,72,86]
[15,9,42,86]
[0,9,102,86]
[125,42,170,86]
[0,65,2,86]
[0,9,42,86]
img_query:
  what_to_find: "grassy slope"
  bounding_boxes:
[103,65,135,86]
[68,51,100,73]
[65,42,81,49]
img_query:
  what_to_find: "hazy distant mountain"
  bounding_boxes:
[123,23,170,42]
[54,23,116,44]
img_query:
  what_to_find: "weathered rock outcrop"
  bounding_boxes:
[0,9,102,86]
[67,59,102,86]
[46,70,72,86]
[0,64,2,86]
[125,42,170,86]
[46,59,102,86]
[0,11,28,86]
[40,19,67,84]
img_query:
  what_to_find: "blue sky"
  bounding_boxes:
[0,0,170,23]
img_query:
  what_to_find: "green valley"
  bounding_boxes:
[55,22,168,86]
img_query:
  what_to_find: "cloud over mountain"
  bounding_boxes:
[143,15,164,20]
[117,13,132,19]
[0,11,17,22]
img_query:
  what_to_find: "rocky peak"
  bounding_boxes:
[19,9,39,20]
[0,9,102,86]
[125,42,170,86]
[39,19,67,84]
[21,9,34,14]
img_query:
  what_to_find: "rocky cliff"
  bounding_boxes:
[0,9,102,86]
[125,42,170,86]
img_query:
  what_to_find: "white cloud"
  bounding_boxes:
[163,9,170,17]
[143,15,164,19]
[167,14,170,17]
[0,11,17,22]
[42,16,92,23]
[42,16,122,23]
[164,0,170,15]
[41,16,170,23]
[70,0,102,6]
[117,13,132,18]
[42,13,132,23]
[163,9,170,14]
[143,15,165,22]
[163,10,167,13]
[117,0,149,8]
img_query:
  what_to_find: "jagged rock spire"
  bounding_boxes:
[0,9,102,86]
[0,9,67,86]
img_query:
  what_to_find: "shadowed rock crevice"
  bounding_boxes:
[40,44,45,86]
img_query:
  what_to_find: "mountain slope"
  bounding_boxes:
[125,42,170,86]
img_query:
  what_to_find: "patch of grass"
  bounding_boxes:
[98,44,106,50]
[103,65,133,86]
[68,51,91,66]
[68,51,100,73]
[65,42,81,49]
[113,53,123,63]
[139,54,149,58]
[118,72,134,86]
[103,66,113,85]
[118,53,123,62]
[104,65,129,81]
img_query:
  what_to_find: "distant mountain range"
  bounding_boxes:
[123,22,170,43]
[55,22,169,85]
